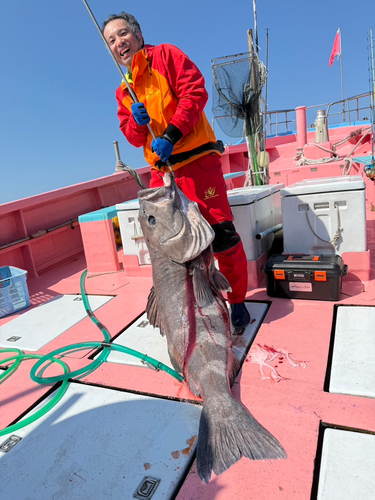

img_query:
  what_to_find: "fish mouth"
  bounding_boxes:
[159,221,184,245]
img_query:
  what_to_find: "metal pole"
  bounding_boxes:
[81,0,156,140]
[265,29,269,116]
[339,27,345,122]
[113,141,122,163]
[264,28,269,140]
[369,28,375,159]
[247,29,261,185]
[252,0,259,53]
[113,141,145,188]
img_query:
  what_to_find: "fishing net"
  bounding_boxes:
[211,51,267,140]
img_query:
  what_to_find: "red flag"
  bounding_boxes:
[329,29,341,67]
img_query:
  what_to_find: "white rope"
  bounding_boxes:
[305,204,342,248]
[295,127,372,168]
[341,127,372,175]
[115,161,145,189]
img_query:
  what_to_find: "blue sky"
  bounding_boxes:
[0,0,373,204]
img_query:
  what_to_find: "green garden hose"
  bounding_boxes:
[0,270,184,437]
[0,353,69,437]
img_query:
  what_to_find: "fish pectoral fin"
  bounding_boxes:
[227,348,241,387]
[191,265,215,307]
[168,349,183,375]
[212,269,231,293]
[146,286,164,334]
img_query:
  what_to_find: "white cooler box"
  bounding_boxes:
[281,176,366,255]
[227,184,284,261]
[116,199,150,265]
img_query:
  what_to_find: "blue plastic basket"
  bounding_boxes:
[0,266,30,318]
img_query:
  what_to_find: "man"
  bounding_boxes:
[103,12,250,328]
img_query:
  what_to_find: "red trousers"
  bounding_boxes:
[150,153,248,303]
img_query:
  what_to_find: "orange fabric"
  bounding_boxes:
[115,44,218,170]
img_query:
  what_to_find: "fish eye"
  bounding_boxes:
[148,215,156,226]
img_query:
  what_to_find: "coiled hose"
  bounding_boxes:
[0,270,184,436]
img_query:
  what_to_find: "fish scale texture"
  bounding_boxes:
[139,173,286,483]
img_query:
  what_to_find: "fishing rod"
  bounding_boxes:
[81,0,153,136]
[82,0,176,177]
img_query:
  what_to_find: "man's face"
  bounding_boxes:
[103,19,143,70]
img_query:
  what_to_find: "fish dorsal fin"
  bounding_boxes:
[189,261,215,308]
[146,286,164,335]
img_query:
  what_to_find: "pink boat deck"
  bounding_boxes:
[1,116,375,498]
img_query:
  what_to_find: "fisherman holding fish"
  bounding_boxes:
[103,12,251,330]
[101,12,286,482]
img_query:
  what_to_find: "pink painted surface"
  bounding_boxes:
[0,170,148,278]
[303,141,333,160]
[0,360,53,429]
[176,287,375,499]
[247,252,267,290]
[1,117,375,498]
[341,249,371,282]
[296,106,307,148]
[2,244,373,498]
[120,254,153,277]
[80,220,120,273]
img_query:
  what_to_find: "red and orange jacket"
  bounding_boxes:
[115,44,221,170]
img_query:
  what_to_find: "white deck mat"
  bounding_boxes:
[317,428,375,500]
[329,306,375,398]
[103,302,268,369]
[0,383,202,500]
[0,295,113,352]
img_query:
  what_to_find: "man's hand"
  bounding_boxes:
[131,102,150,126]
[151,136,174,162]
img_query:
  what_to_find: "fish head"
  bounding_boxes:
[138,173,214,263]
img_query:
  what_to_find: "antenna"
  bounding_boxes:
[367,28,375,161]
[362,28,375,181]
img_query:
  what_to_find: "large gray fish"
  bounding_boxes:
[138,173,286,483]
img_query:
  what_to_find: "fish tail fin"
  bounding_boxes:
[196,396,286,483]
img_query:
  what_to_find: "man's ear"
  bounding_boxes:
[137,31,144,47]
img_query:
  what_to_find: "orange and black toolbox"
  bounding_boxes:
[262,254,348,301]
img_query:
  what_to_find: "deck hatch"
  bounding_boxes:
[101,302,268,368]
[317,428,375,499]
[329,305,375,398]
[0,383,201,499]
[0,294,113,353]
